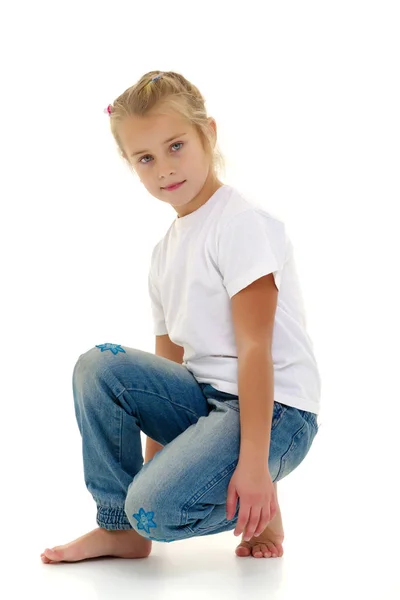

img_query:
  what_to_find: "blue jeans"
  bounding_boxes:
[72,343,319,543]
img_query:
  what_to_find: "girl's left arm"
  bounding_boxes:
[230,272,278,466]
[237,348,274,465]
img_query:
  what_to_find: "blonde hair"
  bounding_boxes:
[106,70,226,177]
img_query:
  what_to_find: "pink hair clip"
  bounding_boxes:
[103,104,112,115]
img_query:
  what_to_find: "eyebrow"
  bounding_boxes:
[130,132,187,157]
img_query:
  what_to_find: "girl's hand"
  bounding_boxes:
[226,461,277,541]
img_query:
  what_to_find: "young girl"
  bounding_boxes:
[41,70,321,564]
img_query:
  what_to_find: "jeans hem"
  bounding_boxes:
[96,505,133,530]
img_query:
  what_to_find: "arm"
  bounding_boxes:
[230,273,279,465]
[237,347,274,464]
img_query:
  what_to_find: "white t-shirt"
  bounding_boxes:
[148,183,321,415]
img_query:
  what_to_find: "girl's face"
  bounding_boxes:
[118,110,220,217]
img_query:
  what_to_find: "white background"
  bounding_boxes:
[1,1,399,598]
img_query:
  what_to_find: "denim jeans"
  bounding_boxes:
[72,343,319,543]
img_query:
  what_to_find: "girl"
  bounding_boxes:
[41,70,321,564]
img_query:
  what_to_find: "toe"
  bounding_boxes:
[265,542,278,557]
[251,544,263,558]
[235,542,251,557]
[260,543,272,557]
[45,548,61,561]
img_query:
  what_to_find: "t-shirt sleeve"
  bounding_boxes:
[148,263,168,336]
[217,210,282,298]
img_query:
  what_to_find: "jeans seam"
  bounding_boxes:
[123,387,201,419]
[180,460,238,529]
[188,517,233,535]
[272,404,289,430]
[118,404,123,465]
[278,421,307,478]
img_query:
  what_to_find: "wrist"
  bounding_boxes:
[238,450,269,467]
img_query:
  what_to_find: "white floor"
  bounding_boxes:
[4,421,399,600]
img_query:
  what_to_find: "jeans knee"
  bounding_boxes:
[72,346,107,399]
[72,344,110,380]
[72,348,91,387]
[73,346,93,370]
[125,488,158,536]
[125,481,176,542]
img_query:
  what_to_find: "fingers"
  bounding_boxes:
[234,501,276,540]
[234,505,250,537]
[253,507,271,537]
[256,502,278,535]
[244,507,263,540]
[238,507,264,541]
[244,507,273,540]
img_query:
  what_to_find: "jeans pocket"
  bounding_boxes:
[309,413,319,434]
[278,419,315,480]
[271,402,288,431]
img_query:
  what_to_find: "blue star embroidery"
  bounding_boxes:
[95,343,126,355]
[132,507,157,534]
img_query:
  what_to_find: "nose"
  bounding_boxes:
[158,161,176,182]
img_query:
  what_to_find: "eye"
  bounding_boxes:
[138,142,184,164]
[171,142,183,152]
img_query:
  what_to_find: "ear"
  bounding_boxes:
[208,117,217,142]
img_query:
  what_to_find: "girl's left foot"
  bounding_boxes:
[40,527,152,563]
[235,502,284,559]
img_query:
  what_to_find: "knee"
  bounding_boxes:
[124,480,174,543]
[72,346,109,404]
[72,345,111,384]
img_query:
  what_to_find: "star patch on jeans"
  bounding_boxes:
[95,343,126,355]
[132,507,158,534]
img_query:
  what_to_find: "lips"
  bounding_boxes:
[162,180,185,190]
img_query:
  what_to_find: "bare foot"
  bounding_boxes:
[235,502,284,559]
[40,527,152,564]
